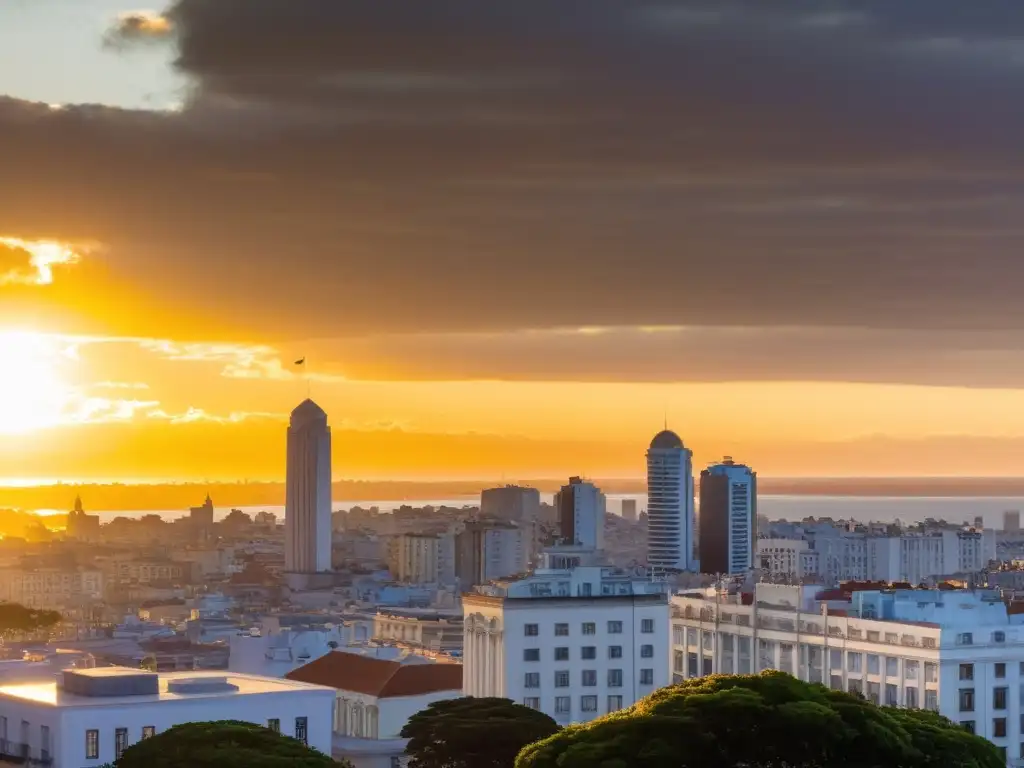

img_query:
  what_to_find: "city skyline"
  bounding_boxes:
[8,2,1024,480]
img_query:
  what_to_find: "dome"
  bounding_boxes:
[649,429,684,450]
[290,398,328,427]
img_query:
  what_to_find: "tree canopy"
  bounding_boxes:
[516,672,1003,768]
[0,602,60,638]
[112,720,346,768]
[402,697,560,768]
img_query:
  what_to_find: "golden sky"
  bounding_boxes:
[4,2,1024,481]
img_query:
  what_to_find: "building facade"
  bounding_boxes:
[699,458,756,576]
[554,477,605,551]
[462,565,669,725]
[646,430,696,574]
[671,584,1024,762]
[387,534,440,584]
[285,399,333,574]
[454,521,527,588]
[0,668,335,768]
[480,486,541,524]
[620,499,638,522]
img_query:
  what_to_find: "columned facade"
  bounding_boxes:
[463,613,504,698]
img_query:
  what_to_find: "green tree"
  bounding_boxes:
[402,697,560,768]
[516,672,1003,768]
[0,602,61,638]
[112,720,349,768]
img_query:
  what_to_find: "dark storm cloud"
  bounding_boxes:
[4,0,1024,346]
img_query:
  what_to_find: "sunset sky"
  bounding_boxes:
[3,1,1024,481]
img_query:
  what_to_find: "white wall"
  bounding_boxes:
[0,686,335,768]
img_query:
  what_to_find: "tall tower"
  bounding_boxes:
[285,399,332,573]
[554,477,605,551]
[646,430,695,574]
[699,457,757,575]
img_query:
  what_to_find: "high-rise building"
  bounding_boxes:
[1005,510,1021,534]
[646,430,695,574]
[554,477,605,551]
[285,399,332,573]
[454,521,527,588]
[620,499,638,522]
[480,485,541,523]
[699,457,757,575]
[387,533,440,584]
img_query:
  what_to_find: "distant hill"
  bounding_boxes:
[2,476,1024,514]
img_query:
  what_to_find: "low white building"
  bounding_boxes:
[286,651,462,768]
[462,564,669,726]
[0,668,335,767]
[671,583,1024,763]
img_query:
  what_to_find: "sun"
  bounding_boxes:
[0,332,71,435]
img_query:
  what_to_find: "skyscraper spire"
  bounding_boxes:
[73,495,83,514]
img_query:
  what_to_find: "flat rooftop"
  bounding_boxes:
[0,669,332,708]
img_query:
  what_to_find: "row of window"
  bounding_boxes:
[524,695,625,715]
[961,719,1010,738]
[959,662,1023,681]
[525,620,655,636]
[524,669,655,687]
[85,718,307,760]
[957,631,1007,646]
[523,645,654,661]
[959,687,1018,713]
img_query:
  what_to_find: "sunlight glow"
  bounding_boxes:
[0,332,72,434]
[0,237,80,285]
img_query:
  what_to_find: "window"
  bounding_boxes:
[885,657,898,677]
[581,646,596,660]
[607,695,623,712]
[555,671,570,688]
[994,718,1008,738]
[524,672,540,688]
[608,669,623,688]
[995,687,1008,710]
[641,619,654,634]
[115,728,129,760]
[40,725,49,760]
[295,717,308,745]
[960,688,975,713]
[847,653,862,673]
[925,690,938,711]
[582,670,597,687]
[86,729,99,760]
[555,647,569,661]
[957,632,973,646]
[867,654,880,674]
[641,644,654,659]
[640,669,654,685]
[994,631,1006,643]
[996,663,1007,679]
[582,622,596,635]
[142,726,155,740]
[555,623,569,636]
[906,687,918,709]
[523,697,540,709]
[581,695,598,712]
[524,648,540,662]
[609,645,623,659]
[959,663,974,681]
[525,624,539,636]
[608,621,623,634]
[962,721,976,735]
[555,696,571,715]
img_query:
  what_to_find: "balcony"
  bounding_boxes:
[0,742,52,767]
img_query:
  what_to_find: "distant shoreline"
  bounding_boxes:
[4,477,1024,513]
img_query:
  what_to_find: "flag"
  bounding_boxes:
[294,357,305,366]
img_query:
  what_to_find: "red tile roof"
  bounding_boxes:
[285,651,462,698]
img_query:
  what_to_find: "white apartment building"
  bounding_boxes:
[671,583,1024,763]
[0,569,103,610]
[646,430,696,574]
[462,565,669,726]
[0,668,335,767]
[387,534,440,584]
[455,521,527,588]
[759,527,997,584]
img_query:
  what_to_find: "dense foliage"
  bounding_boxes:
[0,602,60,637]
[516,671,1003,768]
[402,697,560,768]
[113,720,346,768]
